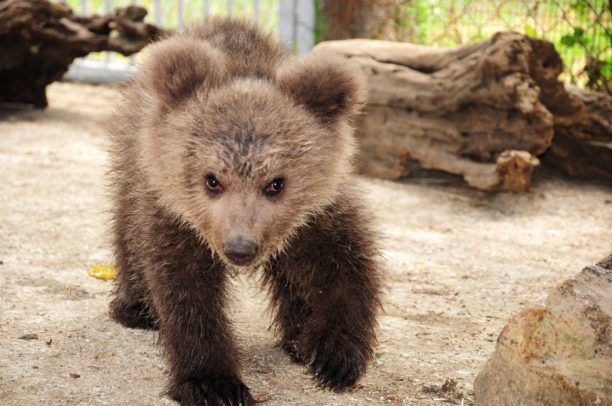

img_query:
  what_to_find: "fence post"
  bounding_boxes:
[278,0,315,54]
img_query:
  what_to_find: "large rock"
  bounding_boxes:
[474,255,612,405]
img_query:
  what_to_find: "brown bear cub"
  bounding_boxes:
[108,17,382,406]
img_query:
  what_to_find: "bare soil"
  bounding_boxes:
[0,82,610,405]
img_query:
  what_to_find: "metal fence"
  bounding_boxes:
[63,0,610,92]
[389,0,610,92]
[63,0,315,82]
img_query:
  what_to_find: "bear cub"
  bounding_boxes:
[108,17,382,406]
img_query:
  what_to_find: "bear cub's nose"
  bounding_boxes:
[223,237,259,266]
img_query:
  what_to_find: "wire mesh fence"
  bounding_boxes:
[61,0,316,82]
[62,0,278,29]
[61,0,610,92]
[390,0,611,92]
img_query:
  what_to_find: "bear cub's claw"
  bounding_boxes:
[169,377,254,406]
[307,346,367,391]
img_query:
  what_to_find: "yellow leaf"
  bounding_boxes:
[88,264,117,281]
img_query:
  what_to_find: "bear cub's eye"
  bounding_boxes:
[205,174,223,196]
[263,178,284,197]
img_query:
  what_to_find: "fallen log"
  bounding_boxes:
[315,33,611,191]
[545,85,612,183]
[0,0,164,108]
[527,38,612,184]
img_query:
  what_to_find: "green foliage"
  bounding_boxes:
[312,0,327,45]
[392,0,610,92]
[524,24,537,38]
[557,0,611,92]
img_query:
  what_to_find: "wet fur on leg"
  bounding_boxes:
[264,186,383,391]
[121,191,253,405]
[109,296,159,330]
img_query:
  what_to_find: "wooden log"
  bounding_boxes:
[316,33,610,190]
[527,38,611,184]
[315,32,554,191]
[0,0,164,108]
[544,84,612,183]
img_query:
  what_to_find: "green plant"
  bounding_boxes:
[386,0,611,93]
[557,0,611,93]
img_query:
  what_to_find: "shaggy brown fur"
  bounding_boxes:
[108,17,382,406]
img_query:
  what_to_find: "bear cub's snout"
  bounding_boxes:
[223,237,259,266]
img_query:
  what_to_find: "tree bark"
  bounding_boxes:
[544,84,612,183]
[0,0,164,108]
[527,38,611,183]
[316,33,611,191]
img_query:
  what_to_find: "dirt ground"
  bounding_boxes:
[0,82,610,405]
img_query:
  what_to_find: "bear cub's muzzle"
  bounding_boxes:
[223,236,259,266]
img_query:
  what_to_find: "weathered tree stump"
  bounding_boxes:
[315,33,611,191]
[0,0,164,108]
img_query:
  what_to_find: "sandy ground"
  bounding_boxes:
[0,82,610,406]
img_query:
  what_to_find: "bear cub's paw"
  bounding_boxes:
[306,335,370,391]
[169,377,254,406]
[109,297,159,330]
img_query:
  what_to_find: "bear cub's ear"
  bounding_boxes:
[276,52,366,125]
[142,37,226,107]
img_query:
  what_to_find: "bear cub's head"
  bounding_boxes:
[137,36,365,268]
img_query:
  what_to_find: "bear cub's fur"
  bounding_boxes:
[108,18,382,406]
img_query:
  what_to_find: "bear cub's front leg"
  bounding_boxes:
[267,195,382,391]
[145,215,254,406]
